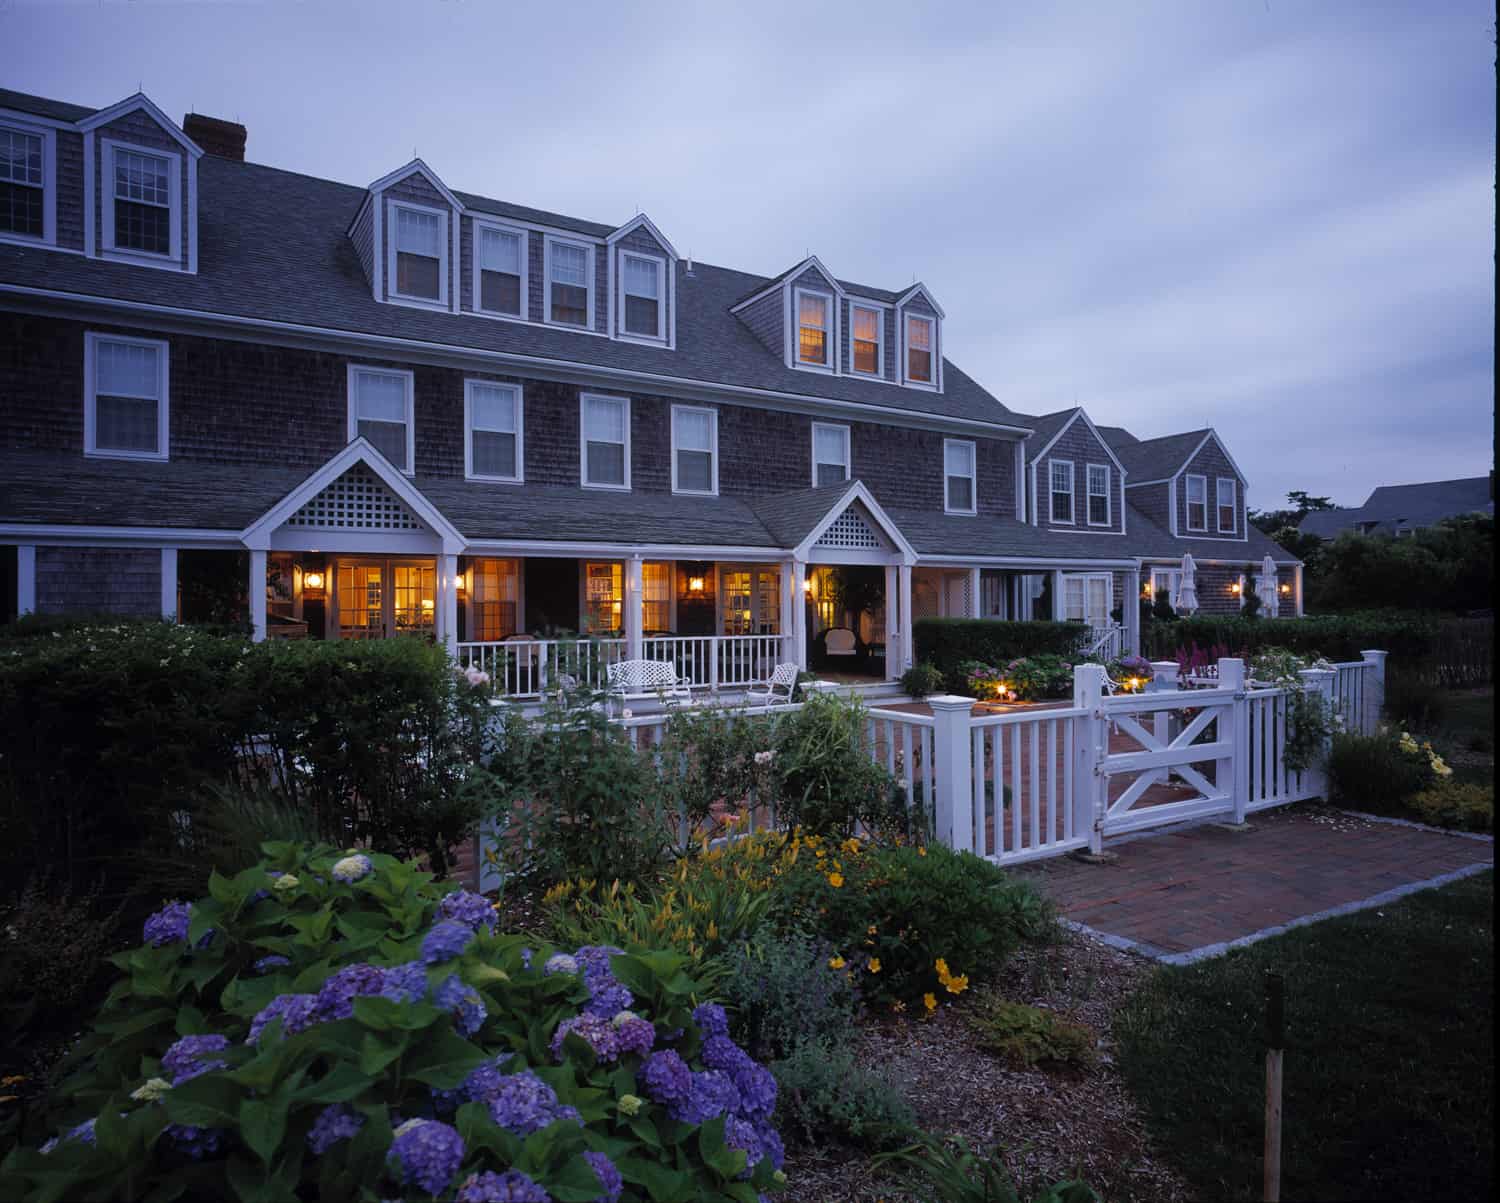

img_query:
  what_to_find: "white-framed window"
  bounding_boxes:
[1087,463,1111,526]
[1185,474,1208,531]
[102,139,181,261]
[464,380,523,482]
[1048,459,1074,523]
[811,422,850,487]
[1062,572,1112,626]
[1150,568,1182,612]
[84,332,169,460]
[621,251,665,340]
[850,303,883,376]
[671,405,718,495]
[347,365,415,472]
[0,121,54,245]
[388,200,448,305]
[473,221,525,317]
[580,393,630,489]
[795,287,832,368]
[944,439,976,514]
[904,313,935,385]
[546,236,594,328]
[1217,476,1237,533]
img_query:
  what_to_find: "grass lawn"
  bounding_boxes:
[1114,870,1494,1203]
[1427,687,1494,786]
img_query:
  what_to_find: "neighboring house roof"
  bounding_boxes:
[1297,476,1494,538]
[1110,430,1211,483]
[0,87,95,123]
[1096,424,1138,447]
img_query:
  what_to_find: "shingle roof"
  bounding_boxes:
[0,87,96,123]
[750,484,856,547]
[1112,430,1210,483]
[1096,425,1138,448]
[1297,476,1493,537]
[1013,408,1082,462]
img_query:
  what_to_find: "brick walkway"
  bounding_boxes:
[1015,806,1494,962]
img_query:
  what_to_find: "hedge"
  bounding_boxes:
[1140,610,1441,664]
[913,619,1086,692]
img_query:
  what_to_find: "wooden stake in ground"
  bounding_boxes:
[1264,970,1285,1203]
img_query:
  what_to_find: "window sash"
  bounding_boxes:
[113,148,169,207]
[1186,475,1207,529]
[906,315,934,382]
[478,227,523,315]
[549,241,591,326]
[852,306,881,374]
[945,441,976,512]
[0,129,42,186]
[797,292,830,365]
[1217,477,1237,531]
[0,181,44,237]
[351,369,410,470]
[583,396,627,487]
[1087,464,1110,524]
[812,424,848,485]
[469,383,520,479]
[1049,460,1074,522]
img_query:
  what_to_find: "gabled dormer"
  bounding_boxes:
[350,159,463,313]
[730,255,845,376]
[79,93,202,273]
[1022,407,1128,534]
[607,213,678,348]
[895,283,943,391]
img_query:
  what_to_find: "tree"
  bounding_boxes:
[1249,489,1338,535]
[1305,515,1493,614]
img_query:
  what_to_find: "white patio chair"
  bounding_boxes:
[745,662,800,709]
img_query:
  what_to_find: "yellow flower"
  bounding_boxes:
[868,958,882,974]
[917,846,927,857]
[923,992,938,1013]
[867,925,877,935]
[827,872,844,888]
[828,955,846,970]
[934,957,950,979]
[944,973,969,995]
[841,837,862,855]
[815,848,826,860]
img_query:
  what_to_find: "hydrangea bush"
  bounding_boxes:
[0,844,785,1202]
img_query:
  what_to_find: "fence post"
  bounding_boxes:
[709,638,721,694]
[1299,665,1337,797]
[1072,664,1107,854]
[1359,649,1387,735]
[928,694,976,853]
[1218,657,1249,823]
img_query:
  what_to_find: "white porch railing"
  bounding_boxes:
[1081,623,1123,661]
[457,638,626,697]
[641,634,786,691]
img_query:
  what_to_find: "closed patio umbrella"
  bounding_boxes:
[1257,553,1280,617]
[1175,553,1199,614]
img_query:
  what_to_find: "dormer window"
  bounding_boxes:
[1217,477,1237,533]
[475,223,524,317]
[851,304,882,376]
[390,202,447,304]
[905,314,934,384]
[1185,474,1208,531]
[0,124,48,242]
[103,141,180,260]
[622,252,664,339]
[1049,459,1074,524]
[547,238,593,328]
[796,289,832,368]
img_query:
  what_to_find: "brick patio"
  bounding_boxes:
[1015,805,1494,961]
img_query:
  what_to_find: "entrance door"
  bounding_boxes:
[336,559,435,639]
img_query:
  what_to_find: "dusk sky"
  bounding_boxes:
[8,0,1494,510]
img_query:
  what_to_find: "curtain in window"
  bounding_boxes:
[852,307,880,373]
[479,228,522,314]
[585,397,626,485]
[1186,476,1207,529]
[550,242,589,324]
[623,256,660,335]
[395,208,442,299]
[470,558,519,640]
[798,294,828,364]
[643,561,672,633]
[95,341,160,452]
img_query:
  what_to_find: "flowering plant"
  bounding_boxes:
[1103,655,1153,693]
[998,655,1074,701]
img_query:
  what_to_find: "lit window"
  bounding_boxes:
[672,406,717,494]
[906,314,934,383]
[111,146,172,256]
[1087,464,1111,525]
[477,225,523,316]
[851,304,882,375]
[466,381,522,481]
[581,394,629,488]
[549,239,592,327]
[720,566,781,635]
[643,561,672,632]
[1150,569,1182,612]
[945,439,976,514]
[85,332,168,459]
[797,290,830,366]
[348,366,414,471]
[583,561,623,633]
[812,422,850,487]
[622,253,663,338]
[1217,477,1237,533]
[1049,459,1074,523]
[393,204,444,301]
[0,126,45,239]
[1185,475,1207,531]
[469,557,520,640]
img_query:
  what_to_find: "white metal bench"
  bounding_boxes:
[745,661,800,708]
[606,658,692,714]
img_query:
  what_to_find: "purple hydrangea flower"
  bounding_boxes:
[379,961,429,1004]
[161,1034,230,1085]
[692,1002,729,1039]
[437,890,498,934]
[253,954,291,974]
[432,974,487,1038]
[575,946,632,1017]
[331,853,374,884]
[733,1063,778,1121]
[307,1103,364,1155]
[582,1151,623,1203]
[613,1015,655,1059]
[702,1034,752,1075]
[639,1049,692,1103]
[543,953,577,976]
[422,920,475,965]
[520,947,534,969]
[247,993,319,1044]
[313,963,388,1022]
[667,1069,740,1125]
[143,901,191,947]
[388,1118,465,1197]
[165,1123,224,1160]
[67,1118,97,1145]
[455,1169,552,1203]
[756,1122,785,1171]
[551,1013,621,1063]
[484,1069,581,1136]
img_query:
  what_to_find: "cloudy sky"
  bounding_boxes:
[8,0,1494,509]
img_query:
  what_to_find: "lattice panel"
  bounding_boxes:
[285,464,425,531]
[815,505,887,550]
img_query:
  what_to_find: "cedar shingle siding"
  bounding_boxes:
[1036,418,1124,534]
[36,547,159,616]
[1177,437,1243,540]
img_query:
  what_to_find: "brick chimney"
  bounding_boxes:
[183,113,246,161]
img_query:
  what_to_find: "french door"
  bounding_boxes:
[335,559,436,639]
[1062,572,1114,630]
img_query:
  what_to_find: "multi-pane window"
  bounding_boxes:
[944,440,976,513]
[477,225,523,316]
[672,406,717,494]
[643,561,672,633]
[86,333,168,459]
[1185,474,1207,531]
[583,561,623,633]
[581,394,629,488]
[720,566,781,635]
[1217,477,1237,532]
[622,253,662,338]
[851,305,882,375]
[1087,463,1111,525]
[812,423,850,487]
[112,148,171,255]
[549,240,591,326]
[0,127,44,239]
[1150,569,1182,612]
[1049,459,1074,523]
[469,558,520,640]
[906,314,934,383]
[393,205,443,301]
[796,290,830,366]
[348,367,413,471]
[465,381,522,481]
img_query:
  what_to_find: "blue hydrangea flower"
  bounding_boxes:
[668,1069,740,1125]
[143,901,191,947]
[432,974,487,1038]
[733,1063,778,1121]
[455,1169,552,1202]
[582,1150,623,1203]
[379,961,429,1004]
[692,1002,729,1039]
[702,1034,752,1075]
[253,954,291,974]
[307,1103,364,1155]
[520,947,534,969]
[247,993,319,1044]
[543,953,577,976]
[422,921,475,965]
[755,1122,785,1171]
[551,1013,621,1063]
[484,1069,581,1136]
[437,890,498,933]
[639,1049,692,1103]
[165,1122,224,1160]
[161,1034,230,1085]
[331,853,374,884]
[313,963,387,1022]
[575,946,632,1017]
[388,1118,464,1197]
[613,1015,655,1059]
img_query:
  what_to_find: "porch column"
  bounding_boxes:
[1051,569,1065,622]
[1293,563,1304,617]
[160,548,177,621]
[439,553,459,657]
[1124,564,1141,656]
[884,564,899,679]
[781,558,797,665]
[625,555,644,661]
[898,562,913,670]
[967,567,982,618]
[791,559,808,671]
[249,548,267,642]
[16,545,36,616]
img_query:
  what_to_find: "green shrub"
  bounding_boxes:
[900,662,945,700]
[1383,674,1450,731]
[968,1000,1096,1069]
[994,654,1074,701]
[653,704,777,845]
[1409,782,1493,832]
[719,933,859,1063]
[0,844,788,1202]
[1141,609,1438,664]
[0,876,121,1038]
[876,1132,1100,1203]
[769,692,909,840]
[914,620,1085,692]
[1326,731,1434,812]
[769,1038,913,1148]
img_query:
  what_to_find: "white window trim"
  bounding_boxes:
[1217,476,1237,533]
[901,311,938,389]
[1048,458,1075,524]
[470,217,528,321]
[101,137,182,265]
[792,286,836,373]
[943,438,977,515]
[579,391,631,491]
[1059,571,1114,625]
[810,421,851,487]
[670,404,719,496]
[619,248,668,342]
[849,302,885,378]
[386,198,450,309]
[346,364,416,475]
[83,331,170,461]
[463,379,524,484]
[545,235,596,331]
[1086,462,1112,527]
[1185,473,1208,532]
[1150,569,1182,612]
[0,118,56,249]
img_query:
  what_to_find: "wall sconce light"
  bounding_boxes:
[802,578,813,594]
[303,571,325,593]
[1280,583,1291,594]
[1230,581,1242,595]
[688,576,705,594]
